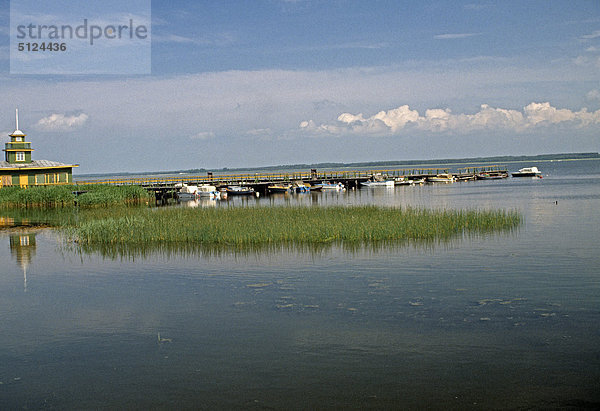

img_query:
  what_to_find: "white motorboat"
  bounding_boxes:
[512,167,542,178]
[176,184,199,200]
[197,184,221,199]
[360,180,395,187]
[395,177,425,186]
[319,181,345,190]
[177,183,220,200]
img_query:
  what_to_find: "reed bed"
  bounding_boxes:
[68,205,522,248]
[75,185,151,207]
[0,185,151,208]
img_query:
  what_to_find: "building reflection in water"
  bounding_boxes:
[9,233,36,292]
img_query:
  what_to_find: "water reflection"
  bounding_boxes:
[0,215,31,228]
[63,229,519,261]
[8,232,36,292]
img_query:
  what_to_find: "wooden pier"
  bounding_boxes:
[74,165,508,203]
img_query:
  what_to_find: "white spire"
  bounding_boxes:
[11,108,25,137]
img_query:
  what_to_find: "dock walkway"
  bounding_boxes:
[75,166,507,202]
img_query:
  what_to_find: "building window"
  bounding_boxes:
[16,152,25,162]
[15,137,23,142]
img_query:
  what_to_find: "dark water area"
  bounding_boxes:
[1,160,599,409]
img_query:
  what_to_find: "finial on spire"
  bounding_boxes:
[16,108,19,131]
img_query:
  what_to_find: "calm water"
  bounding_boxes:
[1,160,599,409]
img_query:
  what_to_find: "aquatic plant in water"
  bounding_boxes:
[66,205,522,252]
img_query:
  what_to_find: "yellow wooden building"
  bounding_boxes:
[1,110,78,187]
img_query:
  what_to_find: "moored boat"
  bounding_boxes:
[293,181,310,193]
[427,173,456,183]
[197,184,221,199]
[268,184,292,193]
[410,178,426,185]
[477,172,508,180]
[361,180,394,187]
[176,184,199,200]
[224,185,256,196]
[394,177,412,186]
[318,181,345,190]
[512,167,542,178]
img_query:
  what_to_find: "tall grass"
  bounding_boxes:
[0,185,151,208]
[0,185,74,207]
[68,205,522,248]
[75,185,151,207]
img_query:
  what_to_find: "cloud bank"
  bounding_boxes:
[300,102,600,136]
[35,113,88,131]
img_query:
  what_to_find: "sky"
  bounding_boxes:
[0,0,599,174]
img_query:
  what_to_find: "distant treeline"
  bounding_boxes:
[76,152,599,178]
[213,152,599,172]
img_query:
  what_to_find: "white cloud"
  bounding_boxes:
[191,131,215,140]
[434,33,481,40]
[152,32,236,46]
[35,113,88,131]
[246,128,272,136]
[581,30,600,40]
[586,89,600,101]
[300,102,600,136]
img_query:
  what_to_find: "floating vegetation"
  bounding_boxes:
[65,206,522,251]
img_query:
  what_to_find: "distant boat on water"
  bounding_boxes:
[512,167,542,178]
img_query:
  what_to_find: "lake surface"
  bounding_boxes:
[1,159,599,409]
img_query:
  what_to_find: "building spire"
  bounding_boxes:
[10,108,25,137]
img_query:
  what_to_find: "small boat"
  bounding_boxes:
[197,184,221,199]
[293,181,310,193]
[394,177,412,186]
[477,172,508,180]
[268,184,292,193]
[427,173,455,183]
[176,184,199,200]
[318,181,345,190]
[512,167,542,178]
[395,177,425,186]
[224,185,255,196]
[456,175,476,182]
[360,180,394,187]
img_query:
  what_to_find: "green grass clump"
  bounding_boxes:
[0,185,75,207]
[0,184,151,208]
[68,205,521,248]
[76,185,151,207]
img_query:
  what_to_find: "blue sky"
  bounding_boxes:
[1,0,599,173]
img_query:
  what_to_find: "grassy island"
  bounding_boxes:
[67,205,521,248]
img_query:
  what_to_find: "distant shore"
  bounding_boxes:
[74,152,599,179]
